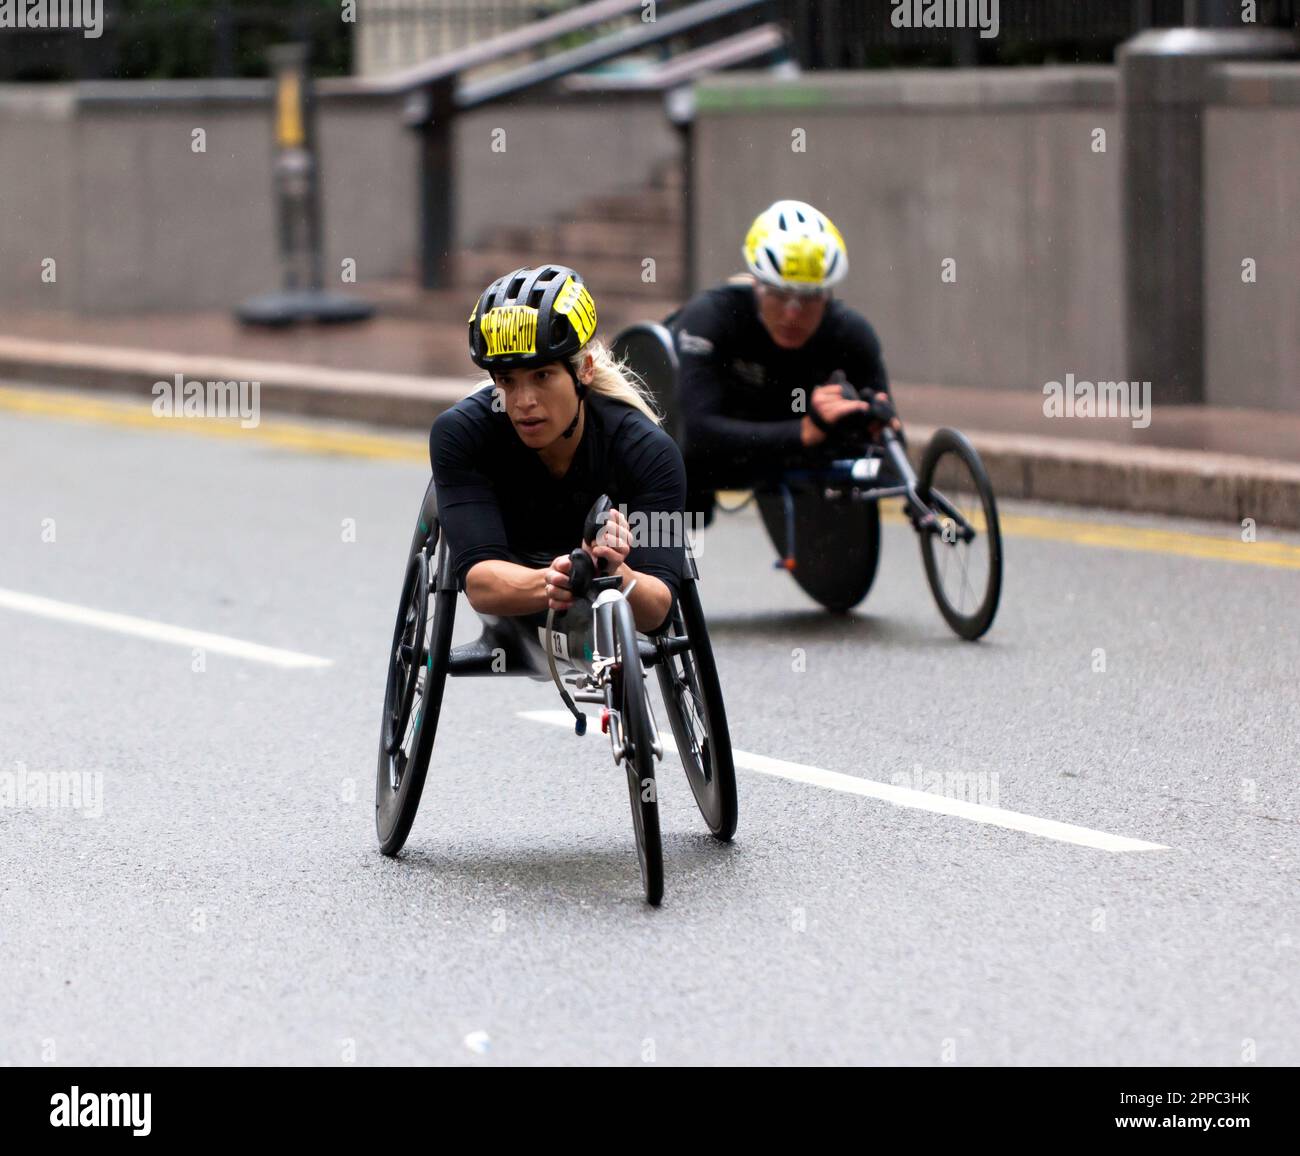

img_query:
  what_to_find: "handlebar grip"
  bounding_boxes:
[583,494,614,550]
[567,548,596,599]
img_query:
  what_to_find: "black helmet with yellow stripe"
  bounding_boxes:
[468,264,598,374]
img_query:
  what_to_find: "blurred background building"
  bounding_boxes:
[0,0,1295,412]
[3,1,1295,80]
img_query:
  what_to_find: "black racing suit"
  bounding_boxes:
[668,283,893,519]
[430,386,687,634]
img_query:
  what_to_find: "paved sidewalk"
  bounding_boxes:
[2,288,1297,528]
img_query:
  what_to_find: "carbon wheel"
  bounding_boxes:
[655,578,737,841]
[613,600,663,906]
[375,530,457,855]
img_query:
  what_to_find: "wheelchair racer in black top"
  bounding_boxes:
[668,199,903,522]
[431,264,686,637]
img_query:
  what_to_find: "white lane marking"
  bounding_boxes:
[0,587,332,669]
[519,710,1168,853]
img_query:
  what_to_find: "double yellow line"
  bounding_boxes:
[5,384,1299,572]
[0,384,426,463]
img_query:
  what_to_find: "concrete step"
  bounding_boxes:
[581,187,682,224]
[496,219,683,260]
[455,249,685,299]
[648,157,686,191]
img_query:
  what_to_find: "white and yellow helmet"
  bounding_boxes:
[742,200,848,293]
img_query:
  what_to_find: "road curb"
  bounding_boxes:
[941,427,1300,532]
[3,337,1297,530]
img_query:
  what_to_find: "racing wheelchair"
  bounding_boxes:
[375,486,737,906]
[610,323,1003,641]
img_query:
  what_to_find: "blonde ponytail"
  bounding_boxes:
[570,339,663,425]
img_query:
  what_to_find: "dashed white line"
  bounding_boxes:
[519,709,1168,853]
[0,587,332,669]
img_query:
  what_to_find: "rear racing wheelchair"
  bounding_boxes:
[610,323,1004,641]
[376,487,737,907]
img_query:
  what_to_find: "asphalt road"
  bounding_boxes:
[2,386,1298,1066]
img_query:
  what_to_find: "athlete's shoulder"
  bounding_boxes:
[588,392,678,460]
[825,298,882,349]
[437,384,497,428]
[587,389,658,436]
[671,283,752,353]
[431,384,500,460]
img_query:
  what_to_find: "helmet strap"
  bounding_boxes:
[560,365,586,440]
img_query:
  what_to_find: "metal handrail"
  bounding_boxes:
[456,0,778,110]
[560,24,787,93]
[370,0,647,96]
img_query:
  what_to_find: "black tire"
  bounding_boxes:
[917,428,1003,641]
[383,552,429,755]
[655,577,738,841]
[375,526,457,856]
[757,488,881,613]
[613,599,663,906]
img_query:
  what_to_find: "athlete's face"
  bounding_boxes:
[491,357,591,450]
[756,284,829,349]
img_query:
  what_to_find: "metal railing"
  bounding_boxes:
[381,0,777,287]
[5,0,1295,81]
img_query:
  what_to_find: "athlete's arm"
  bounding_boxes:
[464,559,548,616]
[838,310,891,404]
[617,422,687,632]
[430,405,525,610]
[544,507,673,633]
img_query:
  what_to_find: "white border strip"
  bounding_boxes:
[519,710,1167,853]
[0,587,332,669]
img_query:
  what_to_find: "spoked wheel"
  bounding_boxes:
[375,528,457,855]
[655,577,737,841]
[917,428,1003,641]
[612,600,663,906]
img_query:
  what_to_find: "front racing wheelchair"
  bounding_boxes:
[375,485,737,907]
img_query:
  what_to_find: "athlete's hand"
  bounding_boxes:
[544,555,574,612]
[865,390,902,434]
[801,383,869,446]
[590,506,633,574]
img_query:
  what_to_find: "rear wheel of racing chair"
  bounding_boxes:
[756,485,881,614]
[654,562,738,842]
[376,477,458,855]
[916,429,1003,641]
[611,596,664,906]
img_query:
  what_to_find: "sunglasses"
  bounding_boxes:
[761,286,830,310]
